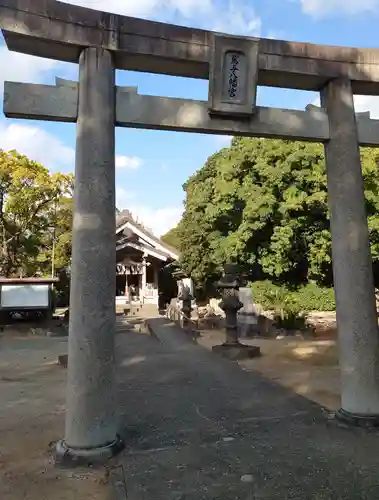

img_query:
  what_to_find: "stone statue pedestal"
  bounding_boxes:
[212,343,260,361]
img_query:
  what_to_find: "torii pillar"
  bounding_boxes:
[55,47,124,463]
[322,79,379,426]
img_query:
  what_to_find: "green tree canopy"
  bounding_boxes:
[0,150,73,277]
[176,137,379,291]
[160,225,182,251]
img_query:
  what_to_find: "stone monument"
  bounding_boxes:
[238,287,258,337]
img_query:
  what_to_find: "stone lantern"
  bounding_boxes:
[212,263,260,360]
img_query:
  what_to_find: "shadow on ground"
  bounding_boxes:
[113,317,379,500]
[196,328,341,411]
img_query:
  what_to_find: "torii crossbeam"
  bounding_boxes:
[3,78,379,145]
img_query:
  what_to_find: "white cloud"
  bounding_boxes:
[354,96,379,118]
[116,183,183,235]
[266,30,287,40]
[0,45,61,91]
[215,135,233,146]
[0,121,75,171]
[0,120,143,173]
[116,155,142,169]
[131,206,183,236]
[62,0,212,18]
[312,95,379,118]
[116,188,183,237]
[212,1,261,36]
[0,120,145,174]
[116,186,136,208]
[299,0,378,16]
[62,0,260,36]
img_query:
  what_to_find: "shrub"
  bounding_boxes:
[249,280,284,310]
[273,310,308,330]
[249,280,335,313]
[294,282,335,312]
[249,280,335,330]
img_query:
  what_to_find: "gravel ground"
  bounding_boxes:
[0,331,111,500]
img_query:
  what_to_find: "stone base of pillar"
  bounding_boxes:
[335,408,379,428]
[212,342,261,361]
[55,435,124,467]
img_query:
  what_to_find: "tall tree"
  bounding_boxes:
[36,191,74,275]
[177,138,379,290]
[0,150,73,277]
[161,225,182,251]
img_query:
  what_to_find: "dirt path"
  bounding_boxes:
[0,334,110,500]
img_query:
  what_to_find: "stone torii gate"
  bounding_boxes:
[2,0,379,463]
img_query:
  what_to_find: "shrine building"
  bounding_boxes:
[115,210,179,306]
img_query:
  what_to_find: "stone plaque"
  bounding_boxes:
[208,35,259,116]
[222,51,247,103]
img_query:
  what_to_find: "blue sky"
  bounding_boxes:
[1,0,379,235]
